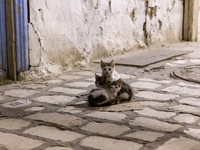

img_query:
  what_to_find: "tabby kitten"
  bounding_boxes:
[88,78,122,106]
[101,60,120,81]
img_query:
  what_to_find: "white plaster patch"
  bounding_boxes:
[2,100,32,108]
[34,95,76,104]
[138,78,172,84]
[65,82,94,88]
[173,114,199,124]
[135,91,179,101]
[124,131,164,142]
[49,87,86,95]
[4,89,39,97]
[130,81,161,89]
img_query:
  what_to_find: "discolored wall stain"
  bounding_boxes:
[147,6,157,20]
[130,9,135,22]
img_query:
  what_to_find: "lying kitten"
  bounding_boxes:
[88,78,122,106]
[95,74,133,103]
[101,60,120,81]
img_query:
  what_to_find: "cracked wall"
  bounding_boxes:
[28,0,183,75]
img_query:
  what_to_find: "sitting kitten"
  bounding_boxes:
[101,60,120,81]
[88,78,122,106]
[95,74,133,103]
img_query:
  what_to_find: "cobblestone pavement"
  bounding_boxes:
[1,42,200,150]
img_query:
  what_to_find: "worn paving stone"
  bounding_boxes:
[124,131,164,142]
[44,79,63,84]
[135,91,179,101]
[24,125,85,142]
[178,82,200,88]
[140,101,168,108]
[4,89,39,97]
[190,59,200,64]
[45,147,73,150]
[119,74,135,79]
[169,105,200,114]
[130,81,161,89]
[155,137,200,150]
[34,95,76,105]
[81,122,130,136]
[85,111,127,122]
[0,132,44,150]
[162,86,200,96]
[2,100,32,108]
[71,71,94,76]
[24,83,46,89]
[26,113,87,127]
[179,98,200,107]
[80,136,143,150]
[0,118,31,130]
[173,60,187,64]
[25,107,45,112]
[130,117,182,132]
[58,75,81,80]
[138,78,172,84]
[86,77,95,82]
[135,108,176,119]
[184,128,200,139]
[49,87,86,95]
[65,82,94,88]
[173,114,199,124]
[0,95,6,101]
[58,106,83,114]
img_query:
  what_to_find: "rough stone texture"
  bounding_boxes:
[0,132,44,150]
[4,89,39,97]
[24,126,85,142]
[65,82,94,88]
[124,131,164,142]
[119,74,135,79]
[135,91,179,101]
[184,128,200,139]
[162,86,200,96]
[135,108,176,119]
[84,111,127,122]
[44,79,63,84]
[24,83,46,89]
[25,107,45,112]
[81,122,130,136]
[138,78,172,84]
[140,101,168,108]
[58,106,83,114]
[0,118,31,130]
[178,82,200,88]
[58,75,81,80]
[179,97,200,106]
[169,105,200,114]
[2,100,32,108]
[155,137,200,150]
[173,114,199,124]
[49,87,86,95]
[34,95,76,105]
[26,113,87,127]
[130,81,161,89]
[130,117,182,132]
[80,136,143,150]
[45,147,73,150]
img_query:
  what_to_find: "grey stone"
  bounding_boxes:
[124,131,164,141]
[44,79,63,84]
[169,105,200,114]
[135,108,176,119]
[24,125,85,142]
[173,114,199,124]
[34,95,76,104]
[179,97,200,107]
[155,137,200,150]
[4,89,39,97]
[135,91,179,101]
[0,132,44,150]
[81,122,130,136]
[2,100,32,108]
[0,118,31,130]
[45,147,73,150]
[162,86,200,96]
[130,117,182,132]
[24,83,46,89]
[140,101,168,108]
[119,74,135,79]
[130,81,161,89]
[85,111,127,121]
[178,82,200,88]
[25,107,45,112]
[184,128,200,139]
[58,106,83,114]
[58,75,82,80]
[26,113,87,127]
[65,82,94,87]
[80,136,143,150]
[138,78,172,84]
[71,71,94,76]
[49,87,86,95]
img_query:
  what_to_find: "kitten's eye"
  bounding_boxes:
[95,81,97,84]
[108,68,111,71]
[115,86,118,89]
[103,68,106,71]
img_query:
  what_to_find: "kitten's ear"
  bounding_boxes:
[101,60,105,68]
[95,74,100,79]
[116,78,122,85]
[110,60,115,68]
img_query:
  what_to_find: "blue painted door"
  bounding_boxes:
[0,0,8,79]
[14,0,29,73]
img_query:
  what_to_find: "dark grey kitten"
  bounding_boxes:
[88,78,122,106]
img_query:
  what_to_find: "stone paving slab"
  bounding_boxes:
[49,87,87,95]
[131,81,161,89]
[169,104,200,114]
[178,97,200,106]
[0,132,45,150]
[4,89,39,97]
[65,82,94,88]
[80,136,143,150]
[184,128,200,139]
[45,147,73,150]
[1,100,32,108]
[173,114,199,124]
[24,125,85,142]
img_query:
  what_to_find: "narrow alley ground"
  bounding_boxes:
[0,42,200,150]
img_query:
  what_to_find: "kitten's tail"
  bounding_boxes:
[88,93,114,107]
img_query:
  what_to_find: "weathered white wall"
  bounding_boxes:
[28,0,183,75]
